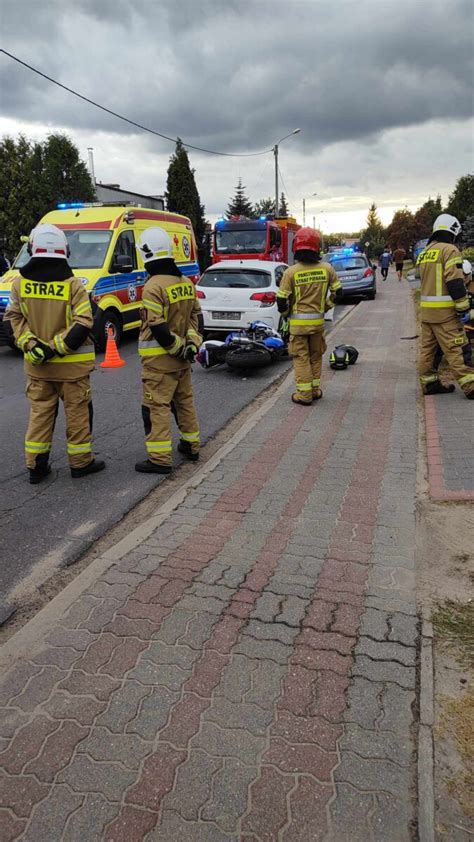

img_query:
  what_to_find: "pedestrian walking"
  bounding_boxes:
[4,224,104,482]
[392,245,406,281]
[135,226,202,473]
[379,247,391,280]
[418,214,474,399]
[277,227,341,404]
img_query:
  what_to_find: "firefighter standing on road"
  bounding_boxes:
[4,224,105,483]
[135,226,202,474]
[418,214,474,399]
[277,228,342,404]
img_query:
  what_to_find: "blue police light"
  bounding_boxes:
[57,202,84,210]
[259,215,267,221]
[0,297,9,305]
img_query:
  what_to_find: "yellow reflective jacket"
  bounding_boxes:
[417,241,468,324]
[139,273,202,375]
[5,273,95,381]
[277,260,341,335]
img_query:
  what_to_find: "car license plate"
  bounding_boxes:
[211,311,241,320]
[343,275,358,282]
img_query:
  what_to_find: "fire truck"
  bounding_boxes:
[212,215,301,265]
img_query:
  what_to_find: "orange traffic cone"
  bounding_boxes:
[100,327,126,368]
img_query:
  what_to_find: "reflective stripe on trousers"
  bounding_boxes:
[179,429,200,443]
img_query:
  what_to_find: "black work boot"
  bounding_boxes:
[135,460,172,474]
[29,465,51,484]
[423,382,455,395]
[466,391,474,400]
[28,453,51,484]
[177,440,199,462]
[71,459,106,478]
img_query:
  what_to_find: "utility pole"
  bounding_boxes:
[274,145,279,218]
[273,129,301,218]
[87,148,96,184]
[302,198,306,226]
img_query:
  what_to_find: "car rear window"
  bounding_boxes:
[330,258,367,271]
[199,270,271,289]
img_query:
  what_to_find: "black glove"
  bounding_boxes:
[183,343,198,362]
[25,341,55,365]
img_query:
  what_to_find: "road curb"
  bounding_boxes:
[418,618,435,842]
[0,303,359,669]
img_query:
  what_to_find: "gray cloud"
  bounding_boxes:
[1,0,472,155]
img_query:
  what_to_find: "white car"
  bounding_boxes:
[197,260,287,334]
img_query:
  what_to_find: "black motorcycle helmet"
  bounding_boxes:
[336,344,359,365]
[329,347,350,369]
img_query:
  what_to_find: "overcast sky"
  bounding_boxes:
[1,0,473,232]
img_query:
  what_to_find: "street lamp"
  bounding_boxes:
[273,129,301,216]
[302,192,317,226]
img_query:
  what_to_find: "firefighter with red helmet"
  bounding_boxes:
[277,228,341,404]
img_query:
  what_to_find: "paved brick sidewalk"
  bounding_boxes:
[0,282,420,841]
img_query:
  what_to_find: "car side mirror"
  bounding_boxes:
[113,254,133,273]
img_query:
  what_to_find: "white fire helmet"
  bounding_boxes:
[137,227,172,264]
[27,224,70,259]
[432,214,462,238]
[462,259,472,276]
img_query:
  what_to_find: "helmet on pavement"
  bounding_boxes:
[462,259,472,276]
[27,224,70,259]
[292,227,321,255]
[137,227,172,263]
[329,346,350,369]
[432,214,462,238]
[337,344,359,364]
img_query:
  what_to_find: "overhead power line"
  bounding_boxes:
[0,49,273,158]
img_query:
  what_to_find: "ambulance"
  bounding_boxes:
[0,203,200,349]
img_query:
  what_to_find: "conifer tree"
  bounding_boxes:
[226,178,254,218]
[165,138,207,266]
[0,133,95,260]
[279,192,289,217]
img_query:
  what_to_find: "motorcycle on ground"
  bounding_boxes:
[196,320,289,372]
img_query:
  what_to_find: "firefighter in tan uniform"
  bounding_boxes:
[4,224,105,483]
[135,227,202,474]
[276,228,341,404]
[417,214,474,399]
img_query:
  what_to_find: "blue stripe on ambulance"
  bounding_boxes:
[92,264,200,297]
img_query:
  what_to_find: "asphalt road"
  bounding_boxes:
[0,305,351,611]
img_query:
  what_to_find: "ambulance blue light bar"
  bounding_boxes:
[259,215,267,221]
[57,202,84,209]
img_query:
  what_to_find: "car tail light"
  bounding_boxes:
[196,289,206,299]
[250,291,276,307]
[363,268,373,278]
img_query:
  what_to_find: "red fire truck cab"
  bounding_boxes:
[212,215,300,265]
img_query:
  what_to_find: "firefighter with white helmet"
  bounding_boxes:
[417,214,474,398]
[4,224,105,482]
[135,226,202,473]
[276,228,342,404]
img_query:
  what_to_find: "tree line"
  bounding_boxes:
[1,132,472,267]
[359,174,474,257]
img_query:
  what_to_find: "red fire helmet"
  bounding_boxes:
[292,227,321,254]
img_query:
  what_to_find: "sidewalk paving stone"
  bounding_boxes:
[0,282,425,840]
